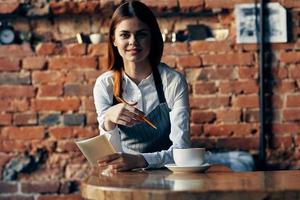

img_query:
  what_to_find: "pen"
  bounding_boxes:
[115,96,157,129]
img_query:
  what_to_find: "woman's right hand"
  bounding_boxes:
[104,103,144,130]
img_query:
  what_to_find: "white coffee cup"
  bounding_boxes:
[89,33,103,44]
[173,148,205,167]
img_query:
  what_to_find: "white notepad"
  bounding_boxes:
[75,135,116,166]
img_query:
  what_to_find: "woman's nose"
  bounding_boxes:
[129,35,138,45]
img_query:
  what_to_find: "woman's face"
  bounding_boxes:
[113,17,151,65]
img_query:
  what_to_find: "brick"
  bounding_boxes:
[189,96,230,109]
[21,181,60,193]
[273,123,300,135]
[202,53,254,66]
[233,95,259,108]
[238,67,258,79]
[273,80,296,94]
[65,163,89,179]
[216,109,241,122]
[87,43,108,56]
[32,71,64,84]
[48,127,74,139]
[0,86,34,98]
[178,0,204,11]
[190,41,231,53]
[86,112,97,125]
[204,123,259,137]
[244,109,259,122]
[283,110,300,121]
[272,66,288,79]
[82,97,96,112]
[235,44,258,51]
[74,127,97,138]
[0,98,29,112]
[85,70,104,84]
[1,140,30,153]
[0,72,30,85]
[48,57,97,69]
[194,82,217,94]
[142,0,178,9]
[0,44,33,58]
[270,43,295,50]
[63,114,86,126]
[282,0,300,8]
[22,57,46,70]
[219,80,258,94]
[31,140,56,153]
[57,140,79,152]
[2,126,44,140]
[0,181,17,193]
[38,84,63,97]
[190,124,203,136]
[39,113,61,126]
[35,43,61,56]
[197,67,235,81]
[65,70,85,83]
[273,136,293,148]
[98,56,108,70]
[205,0,255,9]
[161,55,176,68]
[14,113,37,125]
[191,110,216,123]
[286,95,300,107]
[176,55,201,68]
[0,114,12,125]
[48,127,96,139]
[191,138,216,149]
[64,44,86,56]
[289,65,300,79]
[279,52,300,63]
[0,2,20,14]
[0,57,20,71]
[0,195,34,200]
[37,194,83,200]
[163,43,189,55]
[32,98,80,111]
[64,84,93,96]
[215,137,259,150]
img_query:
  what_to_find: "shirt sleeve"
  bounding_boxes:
[141,72,191,168]
[93,77,123,152]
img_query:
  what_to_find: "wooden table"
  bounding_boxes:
[81,165,300,200]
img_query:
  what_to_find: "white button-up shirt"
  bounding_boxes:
[93,63,191,168]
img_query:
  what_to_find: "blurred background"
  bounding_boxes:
[0,0,300,199]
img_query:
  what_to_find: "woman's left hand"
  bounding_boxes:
[98,153,147,172]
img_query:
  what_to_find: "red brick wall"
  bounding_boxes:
[1,0,300,199]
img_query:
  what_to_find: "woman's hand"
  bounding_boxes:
[104,103,144,130]
[98,153,147,172]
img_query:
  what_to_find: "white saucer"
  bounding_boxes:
[165,163,210,173]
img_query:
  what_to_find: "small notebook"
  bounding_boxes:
[75,135,116,166]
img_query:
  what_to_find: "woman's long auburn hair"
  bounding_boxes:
[107,0,164,99]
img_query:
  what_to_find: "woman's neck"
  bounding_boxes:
[123,61,152,84]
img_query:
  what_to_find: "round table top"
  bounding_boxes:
[81,165,300,200]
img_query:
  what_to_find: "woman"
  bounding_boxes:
[93,1,190,172]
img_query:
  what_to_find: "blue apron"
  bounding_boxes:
[114,67,172,154]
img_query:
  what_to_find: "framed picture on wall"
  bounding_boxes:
[235,2,287,43]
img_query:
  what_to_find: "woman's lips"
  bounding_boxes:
[127,49,141,55]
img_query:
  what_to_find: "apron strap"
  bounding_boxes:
[152,66,166,104]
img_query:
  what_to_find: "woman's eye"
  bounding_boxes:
[137,32,148,38]
[120,33,130,39]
